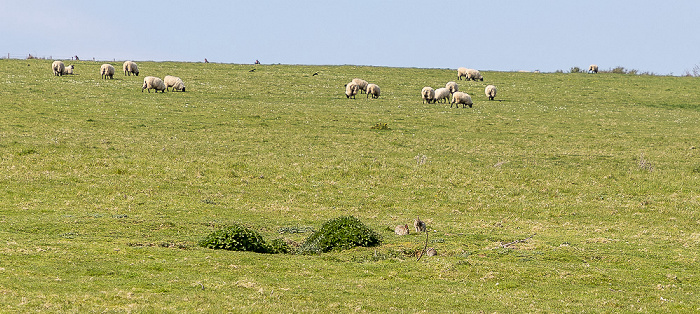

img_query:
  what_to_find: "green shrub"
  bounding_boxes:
[267,238,293,254]
[298,216,381,254]
[569,67,581,73]
[199,223,273,253]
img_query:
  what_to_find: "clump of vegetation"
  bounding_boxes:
[199,223,286,253]
[569,66,582,73]
[370,123,389,130]
[298,216,382,254]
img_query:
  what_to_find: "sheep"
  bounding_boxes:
[164,75,186,92]
[485,85,497,100]
[457,67,468,80]
[51,61,65,76]
[345,81,359,98]
[142,76,166,93]
[450,92,473,108]
[421,87,435,104]
[446,81,459,94]
[366,83,380,99]
[434,87,450,103]
[465,69,483,81]
[588,64,598,74]
[351,78,369,94]
[64,64,74,75]
[123,61,139,76]
[100,64,115,79]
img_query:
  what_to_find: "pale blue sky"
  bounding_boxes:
[2,0,699,75]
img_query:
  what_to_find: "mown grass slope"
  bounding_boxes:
[1,59,699,312]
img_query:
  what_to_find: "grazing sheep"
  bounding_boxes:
[451,92,473,108]
[366,83,380,99]
[434,87,451,103]
[142,76,166,93]
[100,64,115,79]
[352,78,369,94]
[466,69,483,81]
[51,61,65,76]
[345,81,359,99]
[414,217,426,232]
[395,224,410,235]
[421,87,435,104]
[123,61,139,76]
[485,85,497,100]
[588,64,598,73]
[446,81,459,94]
[164,75,186,92]
[457,67,468,80]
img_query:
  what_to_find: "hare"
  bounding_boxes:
[394,224,410,235]
[413,217,426,232]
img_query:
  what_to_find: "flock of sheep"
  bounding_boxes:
[421,67,496,108]
[344,78,380,99]
[345,67,497,108]
[50,60,186,93]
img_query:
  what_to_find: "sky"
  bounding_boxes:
[3,0,700,75]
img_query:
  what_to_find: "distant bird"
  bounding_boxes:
[249,68,256,72]
[312,72,319,76]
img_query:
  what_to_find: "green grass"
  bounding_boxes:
[1,59,699,312]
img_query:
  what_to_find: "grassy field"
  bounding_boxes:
[1,58,699,312]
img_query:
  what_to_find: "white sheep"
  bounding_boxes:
[434,87,450,103]
[164,75,186,92]
[52,61,65,76]
[100,64,115,79]
[485,85,497,100]
[351,78,368,94]
[466,69,483,81]
[366,83,380,99]
[588,64,598,73]
[446,81,459,94]
[123,61,139,76]
[421,87,435,104]
[457,67,468,80]
[142,76,166,93]
[345,81,359,98]
[450,92,473,108]
[64,64,74,75]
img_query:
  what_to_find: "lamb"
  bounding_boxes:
[446,81,459,94]
[100,64,115,79]
[450,92,473,108]
[421,87,435,104]
[142,76,167,93]
[457,67,468,80]
[64,65,74,75]
[51,61,65,76]
[485,85,497,100]
[588,64,598,73]
[351,78,369,94]
[434,87,450,103]
[345,81,359,98]
[366,83,380,99]
[123,61,139,76]
[465,69,483,81]
[164,75,186,92]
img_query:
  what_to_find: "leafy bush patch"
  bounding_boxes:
[298,216,381,254]
[199,223,279,253]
